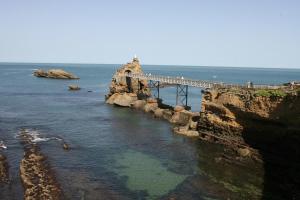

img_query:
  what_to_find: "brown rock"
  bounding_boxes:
[170,110,193,126]
[237,148,251,157]
[144,103,158,113]
[68,85,80,91]
[174,105,185,112]
[113,93,136,107]
[162,109,173,121]
[34,69,79,79]
[132,100,146,109]
[63,143,70,150]
[147,98,158,103]
[154,108,164,118]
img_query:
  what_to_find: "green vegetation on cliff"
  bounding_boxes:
[254,89,287,98]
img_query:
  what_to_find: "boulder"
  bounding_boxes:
[106,93,119,105]
[173,126,199,137]
[174,105,185,112]
[154,108,164,118]
[144,102,158,113]
[68,85,80,91]
[34,69,79,79]
[237,148,251,157]
[170,110,193,126]
[113,93,136,107]
[162,109,173,121]
[147,98,158,103]
[132,100,146,109]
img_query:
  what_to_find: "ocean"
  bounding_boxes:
[0,63,299,199]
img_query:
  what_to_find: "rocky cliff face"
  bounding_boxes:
[198,87,300,143]
[106,57,150,99]
[198,87,300,199]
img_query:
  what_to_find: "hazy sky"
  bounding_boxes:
[0,0,299,68]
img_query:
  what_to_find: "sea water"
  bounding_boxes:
[0,63,299,199]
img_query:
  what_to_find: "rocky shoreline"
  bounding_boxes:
[106,57,300,199]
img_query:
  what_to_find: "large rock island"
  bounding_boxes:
[34,69,79,79]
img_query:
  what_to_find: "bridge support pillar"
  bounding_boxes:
[176,84,188,107]
[148,80,160,99]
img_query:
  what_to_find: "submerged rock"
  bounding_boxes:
[34,69,79,79]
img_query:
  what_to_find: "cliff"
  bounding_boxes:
[198,87,300,144]
[106,57,150,99]
[198,87,300,199]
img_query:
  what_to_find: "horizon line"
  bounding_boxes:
[0,60,299,70]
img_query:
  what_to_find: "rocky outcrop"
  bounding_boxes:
[34,69,79,79]
[105,58,200,137]
[18,130,63,200]
[105,57,150,100]
[197,87,300,200]
[198,87,300,143]
[68,85,80,90]
[0,154,9,183]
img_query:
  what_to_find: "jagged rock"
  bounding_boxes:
[34,69,79,79]
[106,57,150,99]
[68,85,80,91]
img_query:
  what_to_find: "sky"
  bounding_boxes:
[0,0,299,68]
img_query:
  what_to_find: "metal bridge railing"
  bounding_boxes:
[121,72,282,89]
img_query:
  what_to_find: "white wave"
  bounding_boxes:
[0,141,7,149]
[18,129,62,143]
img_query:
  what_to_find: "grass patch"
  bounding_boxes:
[255,89,287,98]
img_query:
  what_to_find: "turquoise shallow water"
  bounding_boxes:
[0,63,299,199]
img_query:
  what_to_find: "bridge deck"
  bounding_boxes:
[120,73,281,89]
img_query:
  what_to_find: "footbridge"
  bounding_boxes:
[122,72,281,107]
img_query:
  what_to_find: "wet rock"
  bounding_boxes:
[0,154,9,183]
[18,130,63,200]
[34,69,79,79]
[63,143,70,150]
[68,85,81,91]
